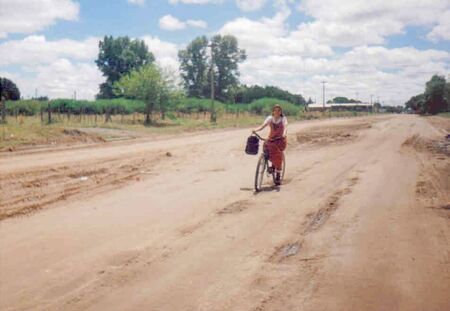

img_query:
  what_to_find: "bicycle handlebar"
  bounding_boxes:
[252,132,283,142]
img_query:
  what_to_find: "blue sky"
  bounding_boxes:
[0,0,449,105]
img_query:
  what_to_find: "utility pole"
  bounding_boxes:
[370,94,373,113]
[74,91,77,100]
[35,88,38,99]
[321,81,327,110]
[209,42,217,124]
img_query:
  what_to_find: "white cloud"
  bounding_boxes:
[159,14,207,31]
[0,34,182,100]
[219,7,333,58]
[32,59,104,100]
[159,15,186,30]
[127,0,145,6]
[168,0,222,4]
[427,10,450,42]
[186,19,207,28]
[0,0,79,38]
[239,46,450,105]
[236,0,266,11]
[141,35,180,72]
[0,36,99,66]
[1,60,103,100]
[296,0,450,47]
[0,35,103,99]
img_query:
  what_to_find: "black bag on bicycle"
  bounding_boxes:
[245,135,259,155]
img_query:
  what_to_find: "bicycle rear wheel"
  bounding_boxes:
[254,154,267,192]
[281,153,286,182]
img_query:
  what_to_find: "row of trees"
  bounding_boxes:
[234,85,307,105]
[405,75,450,114]
[95,35,248,103]
[94,35,308,124]
[327,97,362,104]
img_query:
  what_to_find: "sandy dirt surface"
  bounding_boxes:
[0,115,449,311]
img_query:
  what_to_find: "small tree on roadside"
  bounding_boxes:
[424,74,447,114]
[114,64,172,125]
[444,80,450,111]
[0,77,21,123]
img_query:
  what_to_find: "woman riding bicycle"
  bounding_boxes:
[252,105,287,185]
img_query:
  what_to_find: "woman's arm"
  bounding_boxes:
[252,122,269,133]
[283,117,288,137]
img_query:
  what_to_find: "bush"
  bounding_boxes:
[247,98,301,116]
[6,100,43,115]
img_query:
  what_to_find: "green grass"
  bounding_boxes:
[0,112,264,150]
[1,97,371,150]
[437,112,450,118]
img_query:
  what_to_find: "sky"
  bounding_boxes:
[0,0,449,105]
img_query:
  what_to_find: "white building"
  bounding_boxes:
[307,102,373,111]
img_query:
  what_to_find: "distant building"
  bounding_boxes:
[307,102,373,112]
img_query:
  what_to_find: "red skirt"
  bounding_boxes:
[264,137,286,170]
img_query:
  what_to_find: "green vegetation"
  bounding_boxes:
[96,36,155,99]
[5,97,304,119]
[405,74,450,114]
[114,64,174,124]
[437,112,450,118]
[179,35,246,101]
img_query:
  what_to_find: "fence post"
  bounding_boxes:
[0,97,6,124]
[40,105,44,123]
[47,102,52,124]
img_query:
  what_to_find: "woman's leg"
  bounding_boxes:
[267,142,282,171]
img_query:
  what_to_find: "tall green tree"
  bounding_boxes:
[114,64,172,124]
[424,74,447,114]
[210,35,246,101]
[96,36,155,99]
[178,36,209,98]
[178,35,246,101]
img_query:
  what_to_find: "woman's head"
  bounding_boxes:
[272,105,283,117]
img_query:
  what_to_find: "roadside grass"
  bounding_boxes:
[0,108,376,150]
[0,113,263,150]
[437,112,450,118]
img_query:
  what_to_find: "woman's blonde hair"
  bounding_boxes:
[272,104,284,117]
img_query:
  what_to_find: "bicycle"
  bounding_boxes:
[252,132,286,192]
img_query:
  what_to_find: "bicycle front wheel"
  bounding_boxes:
[254,154,267,192]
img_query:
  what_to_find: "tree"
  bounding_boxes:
[210,35,247,101]
[0,77,21,123]
[405,94,426,113]
[332,96,350,103]
[96,36,155,99]
[114,64,172,125]
[234,85,306,105]
[0,77,20,100]
[445,81,450,111]
[424,74,447,114]
[178,35,246,101]
[178,36,209,98]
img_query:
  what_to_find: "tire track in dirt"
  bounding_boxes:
[0,152,171,220]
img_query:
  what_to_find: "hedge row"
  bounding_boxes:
[5,97,303,116]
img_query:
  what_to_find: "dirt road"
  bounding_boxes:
[1,115,449,311]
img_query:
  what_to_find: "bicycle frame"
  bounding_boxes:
[252,133,285,191]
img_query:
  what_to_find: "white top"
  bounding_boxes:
[264,115,288,126]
